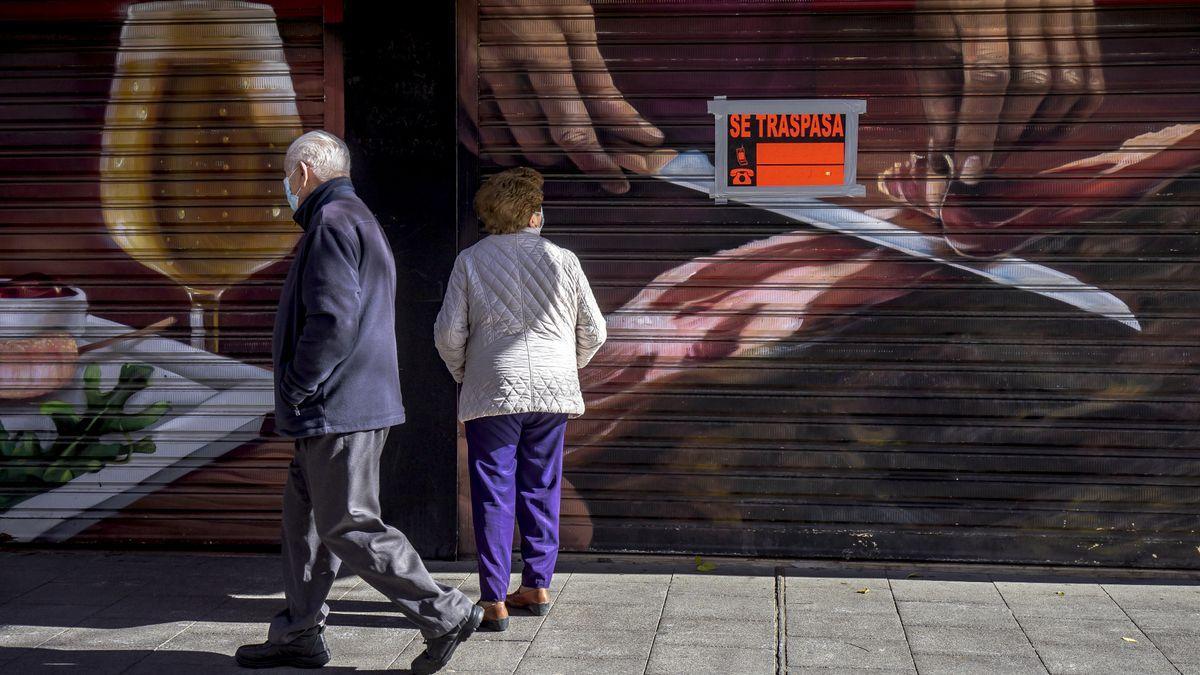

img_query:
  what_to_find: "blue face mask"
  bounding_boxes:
[537,208,545,227]
[283,167,300,211]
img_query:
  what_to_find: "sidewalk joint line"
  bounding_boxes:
[775,566,787,675]
[116,617,203,674]
[995,581,1051,674]
[642,572,673,675]
[1100,584,1183,675]
[886,576,920,674]
[153,620,198,652]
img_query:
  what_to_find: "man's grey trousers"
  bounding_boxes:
[268,427,474,643]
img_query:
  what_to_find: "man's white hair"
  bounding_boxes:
[285,130,351,181]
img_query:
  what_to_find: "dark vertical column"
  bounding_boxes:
[341,0,459,558]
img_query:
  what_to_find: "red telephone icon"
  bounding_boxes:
[729,168,754,185]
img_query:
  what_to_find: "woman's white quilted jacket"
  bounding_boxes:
[433,228,607,422]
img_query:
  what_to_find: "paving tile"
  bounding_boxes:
[890,579,1005,605]
[792,662,912,667]
[911,651,1048,675]
[1033,642,1177,674]
[158,620,264,655]
[541,602,662,632]
[394,632,528,673]
[0,552,87,577]
[646,643,775,674]
[787,584,898,615]
[787,636,914,670]
[428,572,473,585]
[1017,616,1146,646]
[476,614,547,641]
[123,652,247,674]
[897,601,1020,629]
[195,597,277,624]
[1147,632,1200,670]
[190,555,279,577]
[1,647,147,674]
[515,656,648,674]
[995,583,1108,597]
[1125,608,1200,634]
[1003,593,1129,621]
[555,582,667,607]
[0,602,105,630]
[786,576,891,591]
[661,591,775,623]
[459,573,570,599]
[1102,584,1200,612]
[225,589,287,602]
[565,573,673,586]
[526,629,655,660]
[38,621,193,651]
[0,623,71,655]
[6,580,138,607]
[667,574,775,597]
[0,570,60,605]
[787,609,904,640]
[655,616,775,649]
[906,625,1036,656]
[324,624,417,670]
[328,614,423,633]
[336,583,391,603]
[135,644,241,667]
[85,592,229,624]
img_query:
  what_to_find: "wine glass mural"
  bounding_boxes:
[100,0,303,352]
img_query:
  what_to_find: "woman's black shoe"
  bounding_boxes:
[235,624,331,669]
[410,605,484,674]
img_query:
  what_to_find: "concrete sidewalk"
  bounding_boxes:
[1,551,1198,674]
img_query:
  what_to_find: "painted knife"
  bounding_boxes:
[652,150,1141,331]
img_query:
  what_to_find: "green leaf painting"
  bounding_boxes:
[0,363,170,512]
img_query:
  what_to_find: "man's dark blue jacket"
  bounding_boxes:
[272,176,406,438]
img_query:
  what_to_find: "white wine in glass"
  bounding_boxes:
[100,0,304,352]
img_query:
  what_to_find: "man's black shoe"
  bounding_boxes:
[235,624,331,669]
[409,605,484,674]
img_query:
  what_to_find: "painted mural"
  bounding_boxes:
[459,0,1200,566]
[3,0,1198,566]
[0,0,322,543]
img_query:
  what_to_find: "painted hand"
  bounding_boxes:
[470,0,666,193]
[913,0,1105,185]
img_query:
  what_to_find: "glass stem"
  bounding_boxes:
[185,288,223,353]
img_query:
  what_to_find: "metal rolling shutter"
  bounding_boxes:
[462,0,1200,566]
[0,0,340,545]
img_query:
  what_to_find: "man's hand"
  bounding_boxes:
[471,0,664,193]
[914,0,1105,184]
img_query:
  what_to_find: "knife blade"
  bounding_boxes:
[654,150,1141,331]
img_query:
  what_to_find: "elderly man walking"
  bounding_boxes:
[236,130,481,673]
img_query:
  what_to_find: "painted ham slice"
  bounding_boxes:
[572,230,941,453]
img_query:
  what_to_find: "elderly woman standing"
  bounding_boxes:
[434,167,606,631]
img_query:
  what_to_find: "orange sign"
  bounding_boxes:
[709,98,865,199]
[726,114,846,188]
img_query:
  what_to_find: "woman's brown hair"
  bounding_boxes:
[473,167,544,235]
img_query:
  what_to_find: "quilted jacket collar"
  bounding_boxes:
[499,226,541,237]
